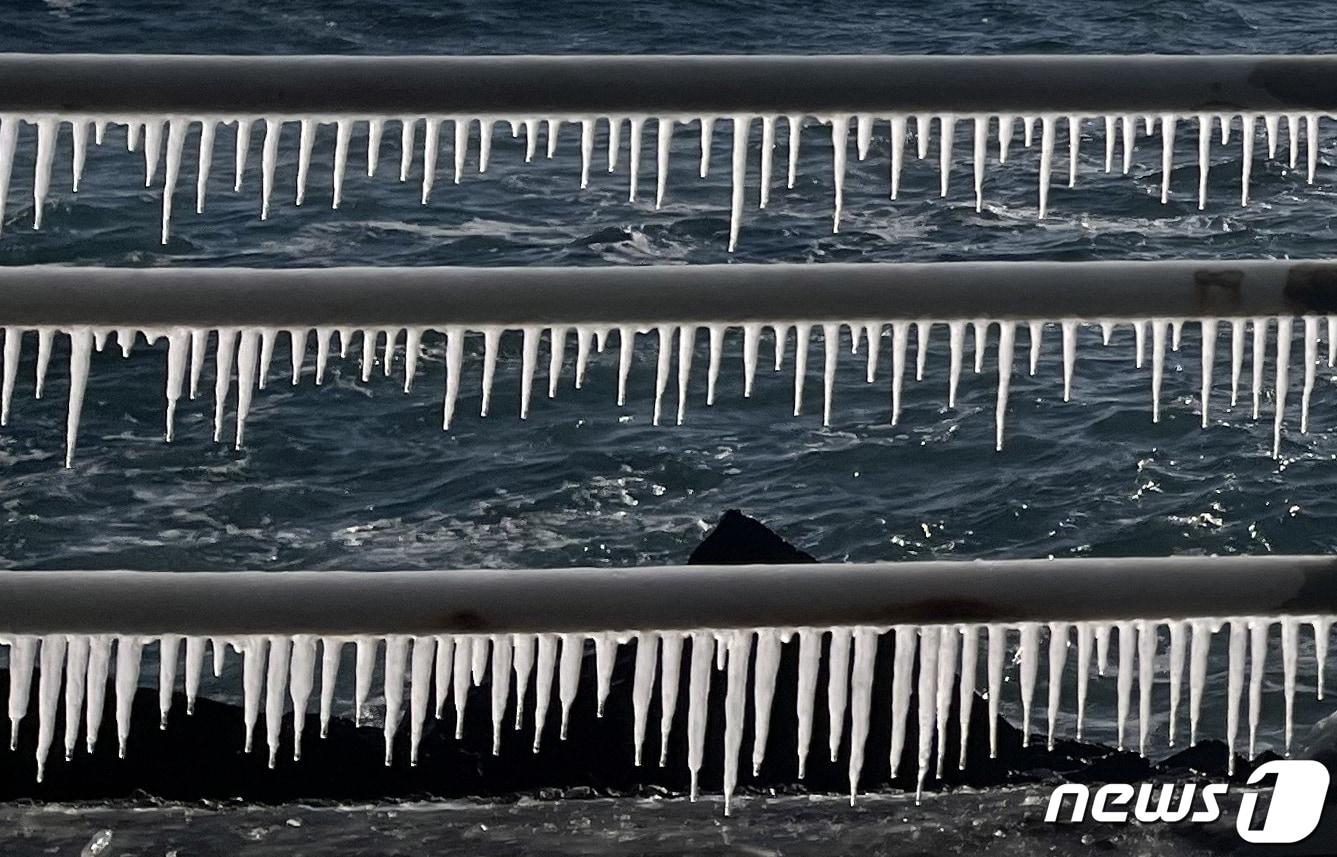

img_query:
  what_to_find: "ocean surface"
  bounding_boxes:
[2,0,1337,851]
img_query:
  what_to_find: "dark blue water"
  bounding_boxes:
[0,0,1336,771]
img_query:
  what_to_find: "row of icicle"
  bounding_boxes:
[0,110,1326,248]
[2,615,1332,812]
[2,315,1333,468]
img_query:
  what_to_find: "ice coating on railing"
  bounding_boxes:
[1,315,1332,466]
[0,110,1327,247]
[1,615,1331,807]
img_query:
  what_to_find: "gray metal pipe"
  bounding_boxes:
[1,261,1335,327]
[2,54,1337,116]
[0,556,1332,636]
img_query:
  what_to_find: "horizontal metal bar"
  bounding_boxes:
[0,557,1333,636]
[1,261,1335,328]
[2,54,1337,116]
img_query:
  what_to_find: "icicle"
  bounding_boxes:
[452,119,470,185]
[532,634,556,751]
[986,625,1004,758]
[71,120,88,193]
[722,630,751,816]
[793,322,812,417]
[441,327,463,429]
[1061,319,1077,402]
[914,625,940,803]
[326,118,352,208]
[32,118,57,230]
[1076,622,1093,740]
[1096,623,1111,676]
[890,115,906,198]
[114,636,142,758]
[933,625,958,778]
[84,636,111,754]
[658,633,683,765]
[917,115,932,159]
[480,327,501,417]
[891,321,908,424]
[557,634,581,740]
[353,636,375,728]
[626,118,643,201]
[1227,621,1245,774]
[759,115,776,209]
[847,628,877,803]
[1115,622,1134,751]
[913,321,927,381]
[127,121,141,152]
[471,635,488,686]
[317,639,340,739]
[652,326,672,426]
[1197,114,1211,210]
[606,116,622,173]
[237,637,269,754]
[1314,618,1331,700]
[947,321,964,408]
[795,629,819,778]
[1137,621,1156,756]
[1307,114,1319,184]
[957,626,978,769]
[1189,621,1210,745]
[742,323,761,398]
[617,326,635,407]
[1121,115,1134,174]
[285,635,316,760]
[827,628,852,763]
[831,115,849,232]
[518,326,539,419]
[1329,316,1337,368]
[655,118,673,209]
[686,632,714,800]
[1230,320,1244,407]
[1103,115,1115,172]
[1150,320,1168,422]
[1160,113,1176,203]
[1248,621,1267,759]
[1282,617,1297,754]
[786,114,796,188]
[935,114,955,199]
[1046,623,1068,751]
[1168,622,1186,746]
[1250,317,1267,420]
[293,118,315,207]
[396,117,416,183]
[995,321,1015,451]
[698,117,714,178]
[630,634,658,766]
[262,635,291,768]
[676,324,696,425]
[1038,115,1055,218]
[752,630,781,775]
[1018,623,1039,747]
[578,118,594,189]
[1302,316,1317,433]
[1274,317,1292,457]
[5,636,35,750]
[489,635,513,755]
[0,118,17,233]
[230,119,252,193]
[259,117,280,220]
[997,114,1014,164]
[545,118,561,159]
[889,626,915,776]
[35,328,53,399]
[62,636,89,761]
[821,323,839,426]
[143,120,164,186]
[157,634,181,728]
[233,329,260,448]
[706,325,724,405]
[1067,115,1079,187]
[1264,114,1279,158]
[1241,114,1255,206]
[64,328,92,468]
[35,635,65,782]
[973,116,986,211]
[159,120,188,240]
[590,633,615,718]
[1027,321,1043,376]
[432,635,454,719]
[453,637,471,739]
[729,115,749,250]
